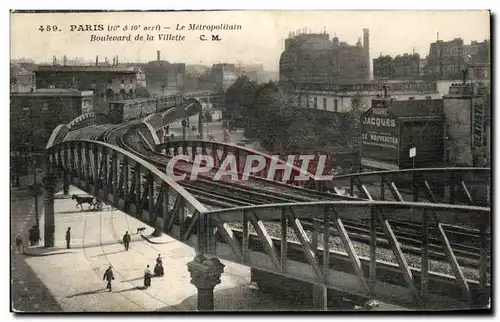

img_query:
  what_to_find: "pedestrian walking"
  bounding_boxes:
[144,265,152,288]
[15,235,23,254]
[103,265,115,291]
[123,231,131,251]
[65,227,71,249]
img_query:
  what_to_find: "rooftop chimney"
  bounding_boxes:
[96,56,98,66]
[157,50,160,62]
[363,28,370,78]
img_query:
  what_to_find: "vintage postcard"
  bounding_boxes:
[10,10,491,313]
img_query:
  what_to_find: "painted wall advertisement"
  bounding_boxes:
[361,108,399,164]
[443,98,472,166]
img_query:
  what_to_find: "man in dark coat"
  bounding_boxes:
[144,265,152,288]
[15,235,24,253]
[28,228,34,246]
[123,231,131,251]
[65,227,71,249]
[103,266,115,291]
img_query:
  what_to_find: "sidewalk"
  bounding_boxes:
[21,186,310,311]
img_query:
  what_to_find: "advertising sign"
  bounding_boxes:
[472,96,486,148]
[361,108,399,163]
[409,147,416,158]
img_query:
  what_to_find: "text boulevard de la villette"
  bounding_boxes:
[90,34,186,42]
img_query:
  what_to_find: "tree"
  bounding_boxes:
[243,81,318,153]
[284,109,317,151]
[223,75,258,127]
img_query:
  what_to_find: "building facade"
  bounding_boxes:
[279,29,370,86]
[423,38,490,81]
[443,82,490,167]
[35,64,147,113]
[360,98,444,171]
[287,80,440,114]
[373,55,394,80]
[10,64,34,92]
[373,53,420,80]
[211,63,237,91]
[142,51,186,94]
[10,89,94,152]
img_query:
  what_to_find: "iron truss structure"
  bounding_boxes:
[40,100,491,310]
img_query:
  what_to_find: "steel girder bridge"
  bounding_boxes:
[40,106,491,311]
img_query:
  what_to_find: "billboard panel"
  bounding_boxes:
[361,108,399,164]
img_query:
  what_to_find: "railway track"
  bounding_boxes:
[105,124,489,277]
[65,124,118,142]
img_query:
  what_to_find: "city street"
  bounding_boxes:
[167,111,263,151]
[15,186,327,312]
[10,188,61,312]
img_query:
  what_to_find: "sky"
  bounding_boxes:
[10,11,490,71]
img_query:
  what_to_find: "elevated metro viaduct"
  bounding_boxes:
[38,107,491,311]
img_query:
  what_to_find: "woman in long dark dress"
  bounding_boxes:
[154,254,164,277]
[144,265,152,288]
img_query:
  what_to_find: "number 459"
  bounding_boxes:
[39,25,59,32]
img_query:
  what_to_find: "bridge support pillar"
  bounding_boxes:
[312,285,328,311]
[42,173,56,248]
[63,173,70,195]
[187,254,225,311]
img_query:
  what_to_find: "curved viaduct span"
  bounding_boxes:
[40,97,491,311]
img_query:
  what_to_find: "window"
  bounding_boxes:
[408,97,415,100]
[314,97,317,109]
[334,99,338,112]
[306,96,310,108]
[323,98,327,110]
[425,96,432,100]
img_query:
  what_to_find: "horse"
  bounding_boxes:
[72,194,98,210]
